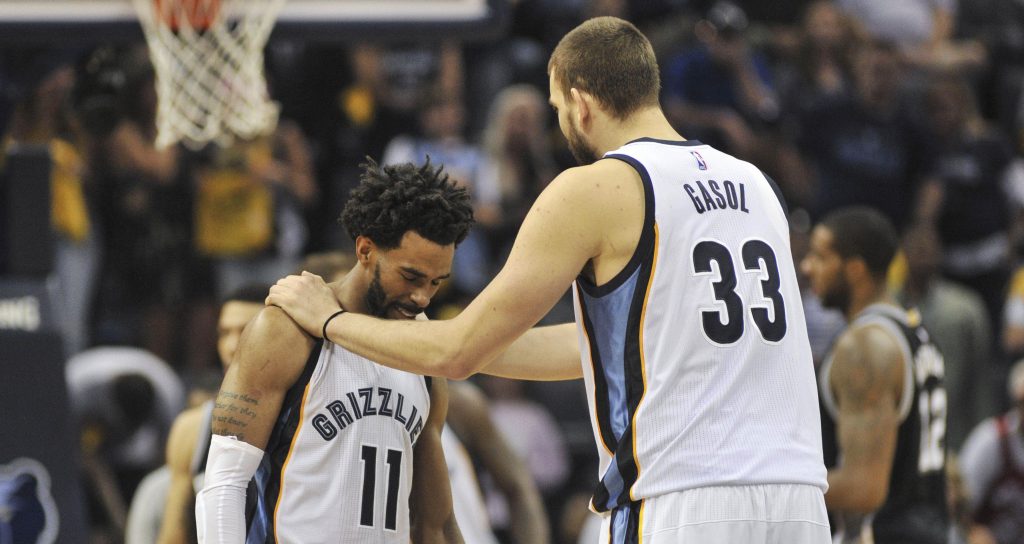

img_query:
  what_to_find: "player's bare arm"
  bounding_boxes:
[196,306,313,542]
[209,306,313,447]
[267,159,643,380]
[483,323,581,381]
[157,407,204,544]
[410,378,464,544]
[825,323,906,513]
[447,381,549,544]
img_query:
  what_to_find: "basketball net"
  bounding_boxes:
[132,0,287,149]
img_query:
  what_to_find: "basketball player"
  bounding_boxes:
[153,284,267,544]
[801,207,949,543]
[268,16,829,542]
[444,380,549,544]
[196,160,469,543]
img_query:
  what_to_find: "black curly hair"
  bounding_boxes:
[341,158,474,249]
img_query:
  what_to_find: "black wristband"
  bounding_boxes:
[322,308,347,343]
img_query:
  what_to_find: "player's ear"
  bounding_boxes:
[354,235,375,268]
[570,87,591,126]
[844,258,869,283]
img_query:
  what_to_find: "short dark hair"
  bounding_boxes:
[548,16,660,119]
[820,206,898,280]
[220,283,271,306]
[341,158,474,249]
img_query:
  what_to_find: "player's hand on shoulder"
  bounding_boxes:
[265,271,339,339]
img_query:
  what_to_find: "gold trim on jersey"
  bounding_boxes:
[274,379,314,540]
[629,223,658,503]
[637,499,647,544]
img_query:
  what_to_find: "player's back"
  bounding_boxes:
[246,340,431,544]
[573,139,826,511]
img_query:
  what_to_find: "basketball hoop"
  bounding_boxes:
[132,0,287,149]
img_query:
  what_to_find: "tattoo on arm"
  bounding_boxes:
[211,389,261,440]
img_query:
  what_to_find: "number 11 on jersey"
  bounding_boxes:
[359,444,402,531]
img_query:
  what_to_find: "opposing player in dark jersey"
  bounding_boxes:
[801,207,949,544]
[196,160,469,543]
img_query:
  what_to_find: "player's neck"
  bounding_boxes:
[593,106,683,155]
[846,285,894,321]
[333,268,370,316]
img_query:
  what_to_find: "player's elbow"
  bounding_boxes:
[436,353,477,381]
[850,480,890,513]
[431,324,485,380]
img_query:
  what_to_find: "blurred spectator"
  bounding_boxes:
[193,119,316,299]
[480,84,558,262]
[895,223,996,450]
[84,46,215,371]
[837,0,986,73]
[382,92,500,298]
[777,1,862,114]
[304,42,464,253]
[793,39,935,229]
[733,0,816,56]
[2,60,100,356]
[663,0,779,158]
[66,346,184,538]
[959,358,1024,544]
[922,75,1015,331]
[347,42,464,160]
[956,0,1024,143]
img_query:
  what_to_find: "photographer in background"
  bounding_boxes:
[80,45,217,373]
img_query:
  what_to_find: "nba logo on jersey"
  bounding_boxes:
[691,151,708,170]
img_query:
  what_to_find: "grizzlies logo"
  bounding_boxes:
[0,458,58,544]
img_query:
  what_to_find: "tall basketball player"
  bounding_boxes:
[267,16,829,543]
[802,207,949,543]
[196,160,471,543]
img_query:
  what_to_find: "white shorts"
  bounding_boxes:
[597,484,831,544]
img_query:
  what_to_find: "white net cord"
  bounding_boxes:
[132,0,287,149]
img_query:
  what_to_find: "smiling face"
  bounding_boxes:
[549,71,598,165]
[361,230,454,320]
[801,225,851,312]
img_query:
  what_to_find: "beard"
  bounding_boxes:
[819,280,851,314]
[363,263,424,319]
[565,119,598,165]
[364,264,390,318]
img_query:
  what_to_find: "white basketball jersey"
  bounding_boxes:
[246,340,431,543]
[441,423,499,544]
[573,139,827,513]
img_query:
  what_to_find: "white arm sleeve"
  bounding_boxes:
[195,435,265,544]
